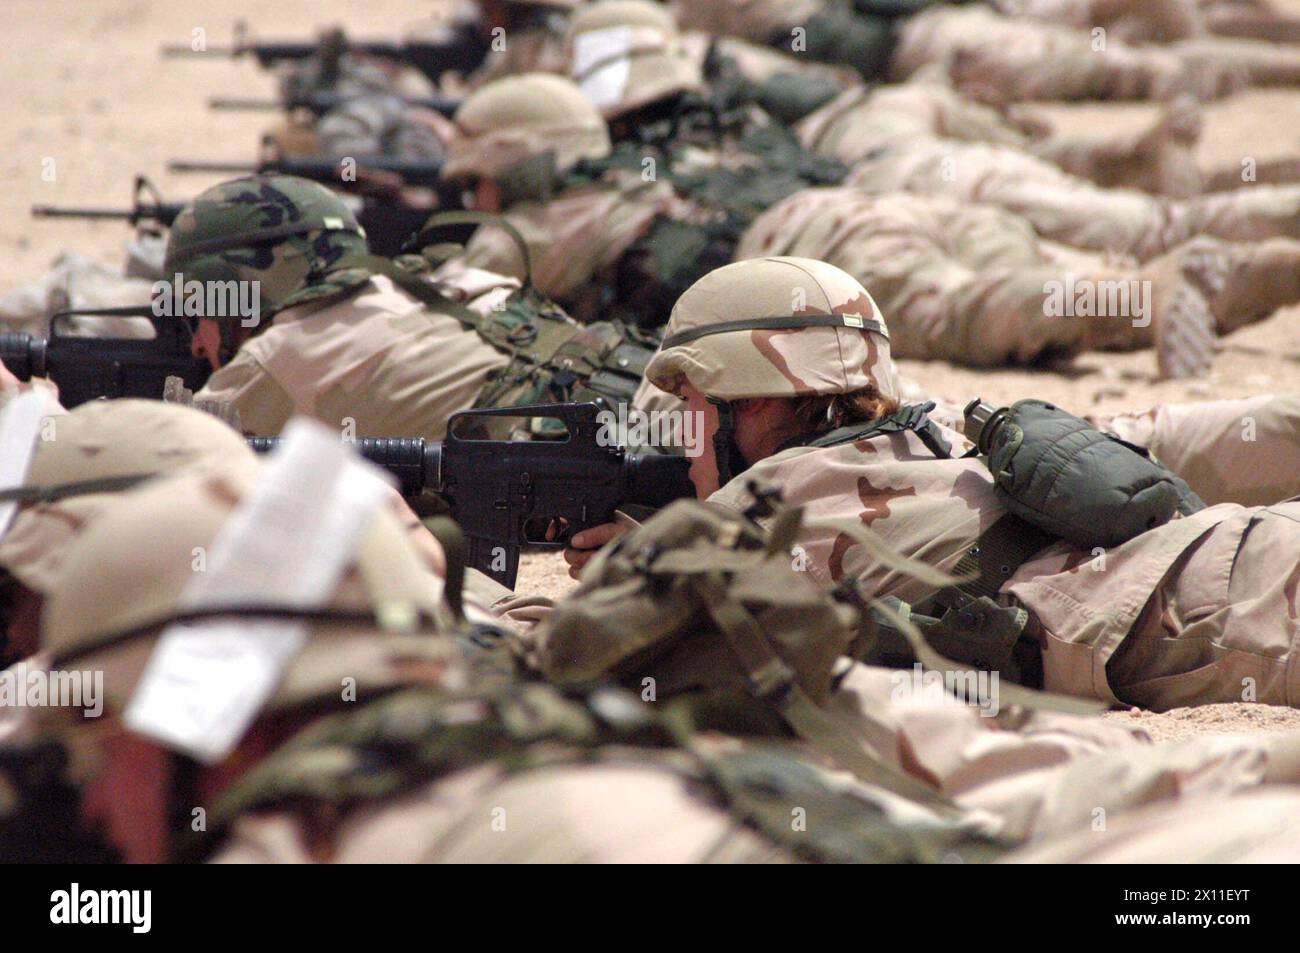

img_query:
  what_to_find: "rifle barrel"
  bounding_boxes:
[160,44,240,57]
[168,160,258,174]
[32,206,132,219]
[207,97,281,111]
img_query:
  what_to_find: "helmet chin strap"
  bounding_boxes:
[707,397,750,488]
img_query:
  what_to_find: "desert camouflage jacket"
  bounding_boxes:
[707,418,1252,705]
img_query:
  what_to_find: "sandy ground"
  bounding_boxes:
[4,0,1300,737]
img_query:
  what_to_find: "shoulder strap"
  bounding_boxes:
[691,572,962,813]
[404,210,535,288]
[801,401,953,459]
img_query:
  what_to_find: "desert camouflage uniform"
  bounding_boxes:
[1004,788,1300,862]
[197,269,514,440]
[889,4,1257,103]
[528,466,1300,856]
[205,483,1300,863]
[464,0,577,89]
[18,461,976,865]
[1085,393,1300,508]
[453,12,854,328]
[798,74,1206,197]
[646,257,1300,712]
[0,250,158,338]
[842,137,1300,260]
[996,0,1300,76]
[740,187,1300,377]
[12,403,1300,862]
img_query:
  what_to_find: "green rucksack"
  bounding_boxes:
[529,487,990,809]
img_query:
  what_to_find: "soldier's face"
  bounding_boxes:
[191,319,226,371]
[681,383,808,496]
[681,384,722,497]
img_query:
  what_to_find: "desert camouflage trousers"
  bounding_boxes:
[845,138,1300,260]
[739,188,1300,366]
[892,5,1300,102]
[921,392,1300,509]
[798,77,1205,198]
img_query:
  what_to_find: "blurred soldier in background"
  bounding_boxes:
[892,3,1300,102]
[165,174,648,439]
[740,187,1300,377]
[798,73,1208,197]
[449,3,853,330]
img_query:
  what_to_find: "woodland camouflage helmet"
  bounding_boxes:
[646,256,898,402]
[162,174,372,321]
[565,0,703,119]
[442,73,610,186]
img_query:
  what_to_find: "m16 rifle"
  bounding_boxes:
[249,403,696,589]
[0,306,211,409]
[31,176,184,229]
[208,90,459,117]
[168,154,450,189]
[159,21,490,83]
[31,175,467,258]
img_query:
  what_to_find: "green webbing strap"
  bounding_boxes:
[421,515,467,623]
[934,514,1057,608]
[871,597,1104,716]
[405,210,535,288]
[692,573,962,812]
[662,312,889,349]
[354,254,490,335]
[0,473,154,505]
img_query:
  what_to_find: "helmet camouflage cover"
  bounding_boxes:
[566,0,704,119]
[41,463,450,715]
[162,174,372,321]
[442,72,611,184]
[0,400,256,595]
[646,256,899,401]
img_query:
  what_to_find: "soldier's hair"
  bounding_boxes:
[788,384,900,435]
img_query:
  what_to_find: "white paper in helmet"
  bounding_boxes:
[125,417,394,762]
[572,27,632,110]
[0,391,49,540]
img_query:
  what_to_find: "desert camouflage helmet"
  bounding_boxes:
[566,0,703,119]
[0,400,256,595]
[41,462,453,716]
[646,256,899,402]
[442,73,610,184]
[162,174,372,320]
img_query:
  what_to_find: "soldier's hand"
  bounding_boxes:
[562,521,629,579]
